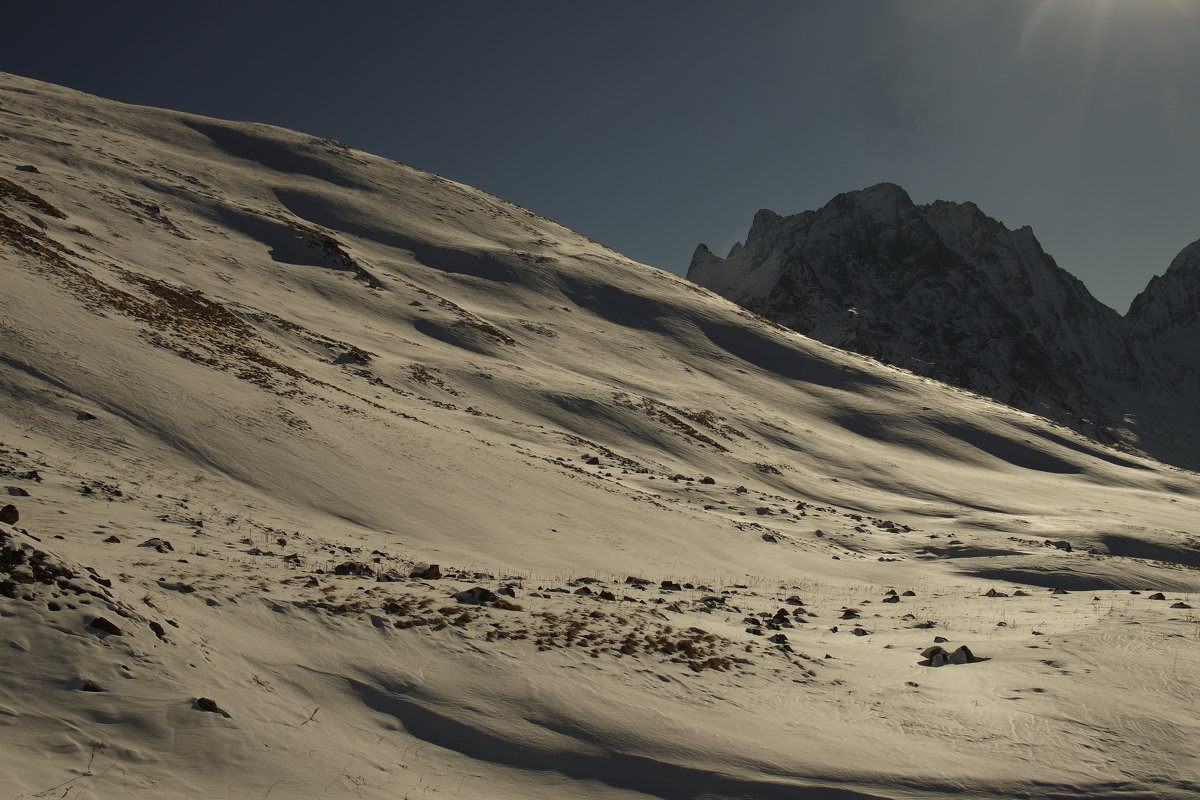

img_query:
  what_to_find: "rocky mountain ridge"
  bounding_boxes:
[688,184,1199,470]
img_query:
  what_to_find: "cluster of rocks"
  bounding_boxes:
[919,644,985,667]
[1,519,174,643]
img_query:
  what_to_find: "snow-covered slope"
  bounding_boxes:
[2,74,1199,800]
[688,184,1200,470]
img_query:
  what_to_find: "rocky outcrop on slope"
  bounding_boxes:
[689,185,1199,467]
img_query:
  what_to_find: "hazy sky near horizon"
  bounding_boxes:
[6,0,1198,312]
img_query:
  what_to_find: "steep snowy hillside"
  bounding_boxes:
[688,184,1200,470]
[2,74,1199,800]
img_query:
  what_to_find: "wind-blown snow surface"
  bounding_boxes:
[1,73,1198,799]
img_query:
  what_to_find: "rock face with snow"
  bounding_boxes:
[1127,238,1200,373]
[689,184,1200,467]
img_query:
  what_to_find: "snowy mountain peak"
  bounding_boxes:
[1128,237,1200,335]
[688,185,1198,468]
[831,181,915,216]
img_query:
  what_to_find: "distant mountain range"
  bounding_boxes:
[688,183,1200,470]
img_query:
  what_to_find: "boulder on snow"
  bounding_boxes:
[87,617,123,636]
[919,644,985,667]
[195,697,231,718]
[0,505,18,525]
[410,563,442,579]
[452,586,499,605]
[333,561,374,577]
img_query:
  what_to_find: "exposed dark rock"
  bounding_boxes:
[920,644,985,667]
[1148,592,1166,600]
[87,616,122,636]
[195,697,231,718]
[103,535,120,543]
[410,563,442,579]
[452,586,498,605]
[139,538,174,553]
[948,645,979,665]
[333,561,374,577]
[80,680,106,692]
[0,505,18,525]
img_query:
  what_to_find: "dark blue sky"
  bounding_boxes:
[6,0,1198,312]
